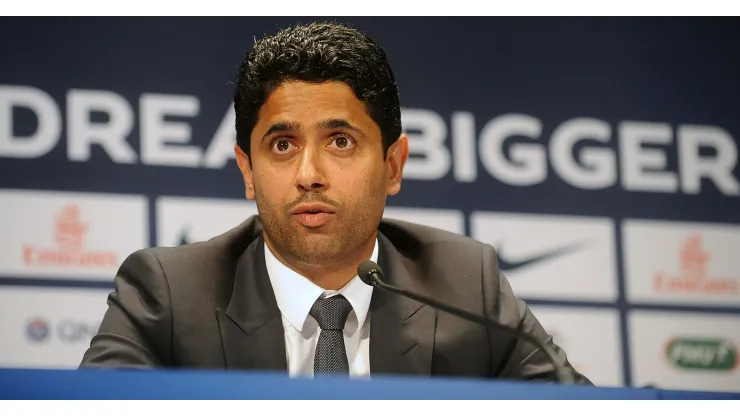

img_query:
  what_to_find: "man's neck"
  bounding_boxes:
[264,233,377,291]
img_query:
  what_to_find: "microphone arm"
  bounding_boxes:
[360,262,576,384]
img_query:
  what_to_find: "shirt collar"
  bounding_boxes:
[264,238,378,333]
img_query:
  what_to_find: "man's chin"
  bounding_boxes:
[293,232,337,247]
[290,244,345,264]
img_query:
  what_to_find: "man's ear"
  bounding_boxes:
[234,144,256,200]
[385,134,409,196]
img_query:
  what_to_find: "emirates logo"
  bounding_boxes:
[653,235,737,295]
[22,204,118,268]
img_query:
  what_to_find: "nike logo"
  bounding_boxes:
[177,228,191,246]
[496,241,586,272]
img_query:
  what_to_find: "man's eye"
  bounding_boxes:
[272,139,294,154]
[330,136,355,150]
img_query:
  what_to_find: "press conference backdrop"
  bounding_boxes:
[1,17,739,392]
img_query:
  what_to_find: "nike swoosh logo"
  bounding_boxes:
[496,241,587,272]
[177,228,191,246]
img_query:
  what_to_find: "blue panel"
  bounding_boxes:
[0,369,659,400]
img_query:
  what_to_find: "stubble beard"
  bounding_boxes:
[255,190,383,267]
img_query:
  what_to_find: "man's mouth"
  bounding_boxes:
[290,203,336,227]
[291,203,336,216]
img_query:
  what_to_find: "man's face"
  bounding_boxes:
[235,80,408,266]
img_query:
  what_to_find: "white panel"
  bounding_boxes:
[0,286,110,369]
[623,219,740,307]
[382,206,464,235]
[470,211,618,301]
[529,305,624,387]
[0,188,148,279]
[156,196,258,246]
[629,310,740,393]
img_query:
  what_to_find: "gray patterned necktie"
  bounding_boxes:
[309,294,353,377]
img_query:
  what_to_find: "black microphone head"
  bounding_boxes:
[357,260,383,286]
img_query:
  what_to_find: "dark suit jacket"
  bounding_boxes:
[80,215,591,384]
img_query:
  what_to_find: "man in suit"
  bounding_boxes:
[80,21,591,385]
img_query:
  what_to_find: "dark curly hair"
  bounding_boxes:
[233,21,402,165]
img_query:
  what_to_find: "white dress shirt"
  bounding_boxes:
[263,239,377,378]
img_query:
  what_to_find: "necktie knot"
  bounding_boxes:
[310,295,352,331]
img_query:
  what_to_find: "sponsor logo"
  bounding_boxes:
[25,317,50,342]
[666,337,738,371]
[22,204,119,269]
[177,227,191,246]
[653,235,738,295]
[496,241,586,272]
[25,316,100,344]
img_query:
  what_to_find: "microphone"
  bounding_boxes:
[357,260,576,384]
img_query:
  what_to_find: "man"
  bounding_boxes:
[80,21,591,385]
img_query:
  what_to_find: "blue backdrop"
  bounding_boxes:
[1,17,739,392]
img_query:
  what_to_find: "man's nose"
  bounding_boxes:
[295,145,327,192]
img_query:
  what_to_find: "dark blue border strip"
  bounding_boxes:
[523,299,618,308]
[523,298,740,314]
[627,303,740,315]
[0,277,114,290]
[614,218,633,387]
[1,275,738,315]
[148,193,158,248]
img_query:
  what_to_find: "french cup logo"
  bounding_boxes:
[666,337,738,371]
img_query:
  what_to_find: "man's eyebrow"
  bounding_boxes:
[262,121,301,141]
[261,119,366,141]
[317,119,365,136]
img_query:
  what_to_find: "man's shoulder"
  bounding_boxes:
[124,216,263,273]
[378,218,502,296]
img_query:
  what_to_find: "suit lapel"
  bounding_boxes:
[369,232,436,376]
[213,221,437,376]
[216,235,287,372]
